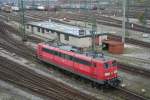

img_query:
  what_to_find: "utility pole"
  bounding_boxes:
[46,0,50,15]
[126,0,129,37]
[85,0,88,11]
[91,17,97,51]
[143,0,148,34]
[78,0,80,13]
[91,0,97,51]
[32,0,35,9]
[19,0,27,41]
[90,0,92,11]
[122,0,126,43]
[83,0,87,32]
[98,0,101,13]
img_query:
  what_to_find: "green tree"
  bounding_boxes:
[138,12,146,25]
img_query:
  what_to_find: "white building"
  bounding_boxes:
[26,20,108,48]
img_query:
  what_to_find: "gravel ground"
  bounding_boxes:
[24,42,150,99]
[5,32,150,99]
[1,40,150,100]
[0,46,123,100]
[119,71,150,98]
[0,80,44,100]
[105,44,150,70]
[1,21,150,100]
[123,44,150,61]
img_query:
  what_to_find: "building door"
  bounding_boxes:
[57,33,60,41]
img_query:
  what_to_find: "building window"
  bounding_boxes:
[42,28,45,33]
[46,29,49,32]
[51,30,54,34]
[37,27,40,32]
[104,63,109,69]
[79,30,85,35]
[64,34,69,41]
[26,25,29,29]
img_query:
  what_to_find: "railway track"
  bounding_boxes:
[0,21,150,79]
[1,11,150,49]
[114,87,148,100]
[62,5,150,19]
[0,54,148,100]
[0,20,99,100]
[108,34,150,48]
[0,56,96,100]
[0,17,149,100]
[25,11,150,34]
[0,21,36,60]
[125,38,150,48]
[118,62,150,78]
[1,10,150,34]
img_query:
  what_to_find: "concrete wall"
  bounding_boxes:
[26,25,58,40]
[99,35,107,45]
[26,25,31,33]
[60,34,92,47]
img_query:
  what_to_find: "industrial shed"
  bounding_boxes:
[102,40,124,54]
[26,20,108,48]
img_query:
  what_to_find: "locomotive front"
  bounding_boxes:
[103,60,121,87]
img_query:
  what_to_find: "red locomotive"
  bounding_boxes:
[36,42,121,87]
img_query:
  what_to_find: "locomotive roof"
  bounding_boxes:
[27,20,108,38]
[42,42,114,62]
[81,51,113,62]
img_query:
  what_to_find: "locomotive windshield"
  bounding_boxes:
[104,63,109,69]
[104,61,117,69]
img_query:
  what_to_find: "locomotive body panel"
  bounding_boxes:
[36,43,121,86]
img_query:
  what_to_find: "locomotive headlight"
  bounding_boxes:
[114,70,117,74]
[105,72,110,76]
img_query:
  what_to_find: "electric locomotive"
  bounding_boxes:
[36,42,121,87]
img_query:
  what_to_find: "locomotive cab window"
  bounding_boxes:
[42,48,54,54]
[104,63,109,69]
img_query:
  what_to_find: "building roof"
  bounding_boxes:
[103,40,124,45]
[27,20,108,38]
